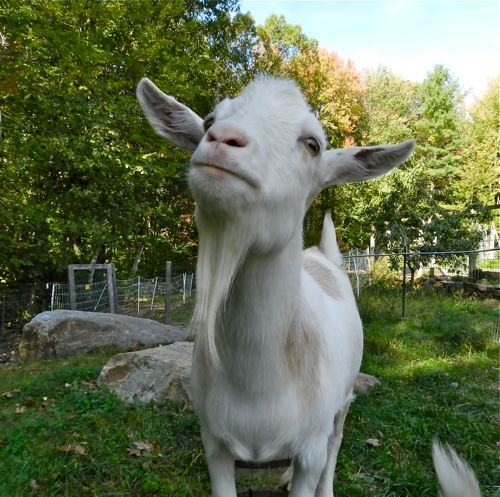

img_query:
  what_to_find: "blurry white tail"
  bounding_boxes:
[432,441,481,497]
[319,211,343,267]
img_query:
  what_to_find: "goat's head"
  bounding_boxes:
[137,75,415,250]
[137,75,415,364]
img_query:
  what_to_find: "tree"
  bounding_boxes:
[362,66,419,145]
[370,167,483,287]
[414,65,464,197]
[315,68,418,251]
[0,0,254,283]
[252,14,323,103]
[364,67,487,285]
[316,49,366,149]
[459,78,499,208]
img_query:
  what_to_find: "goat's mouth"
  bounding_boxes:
[193,162,259,189]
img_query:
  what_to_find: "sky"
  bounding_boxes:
[240,0,499,103]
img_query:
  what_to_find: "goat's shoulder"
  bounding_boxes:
[302,246,350,301]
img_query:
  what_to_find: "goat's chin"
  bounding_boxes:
[188,168,257,212]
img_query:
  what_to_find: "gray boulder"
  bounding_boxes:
[19,310,186,360]
[354,372,381,393]
[98,341,193,404]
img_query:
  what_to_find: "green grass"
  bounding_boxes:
[342,289,499,496]
[0,291,498,496]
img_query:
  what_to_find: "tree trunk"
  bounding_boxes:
[131,245,144,277]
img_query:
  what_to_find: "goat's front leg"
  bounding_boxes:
[315,398,352,497]
[201,428,237,497]
[289,437,328,497]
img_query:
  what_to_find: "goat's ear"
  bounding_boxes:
[136,78,204,152]
[315,139,416,191]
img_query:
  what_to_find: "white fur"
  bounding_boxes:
[433,442,482,497]
[137,75,415,497]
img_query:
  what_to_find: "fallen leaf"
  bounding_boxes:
[1,388,20,399]
[365,438,381,447]
[134,441,154,452]
[73,444,86,455]
[57,443,86,455]
[81,380,98,390]
[15,405,26,414]
[127,447,143,457]
[127,440,155,457]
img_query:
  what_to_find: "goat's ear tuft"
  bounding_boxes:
[313,139,415,192]
[136,78,204,152]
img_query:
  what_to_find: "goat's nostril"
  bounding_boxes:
[207,130,247,147]
[223,136,247,148]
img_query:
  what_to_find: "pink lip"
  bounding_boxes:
[194,163,258,189]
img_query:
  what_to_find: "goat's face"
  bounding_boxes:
[137,75,415,246]
[188,78,326,216]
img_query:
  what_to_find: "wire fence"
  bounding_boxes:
[0,263,196,335]
[1,249,498,339]
[343,247,499,318]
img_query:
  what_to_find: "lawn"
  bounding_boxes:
[0,290,498,496]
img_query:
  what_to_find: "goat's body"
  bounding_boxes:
[190,224,362,495]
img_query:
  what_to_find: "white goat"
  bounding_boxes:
[136,76,478,497]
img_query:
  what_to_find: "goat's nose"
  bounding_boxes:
[207,129,247,148]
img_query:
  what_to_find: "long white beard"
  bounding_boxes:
[190,216,249,367]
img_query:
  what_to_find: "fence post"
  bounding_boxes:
[107,264,117,314]
[137,276,141,316]
[468,253,477,280]
[402,250,407,319]
[68,265,77,310]
[150,277,159,312]
[50,284,56,311]
[1,290,5,332]
[164,261,172,324]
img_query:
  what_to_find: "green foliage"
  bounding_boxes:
[329,66,490,266]
[0,4,495,283]
[459,78,500,209]
[413,66,464,204]
[363,66,419,145]
[0,0,253,283]
[477,258,500,270]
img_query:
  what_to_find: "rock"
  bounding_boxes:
[353,372,381,393]
[99,339,378,407]
[19,310,186,360]
[98,341,193,404]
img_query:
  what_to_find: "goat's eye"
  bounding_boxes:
[204,115,215,132]
[304,137,320,156]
